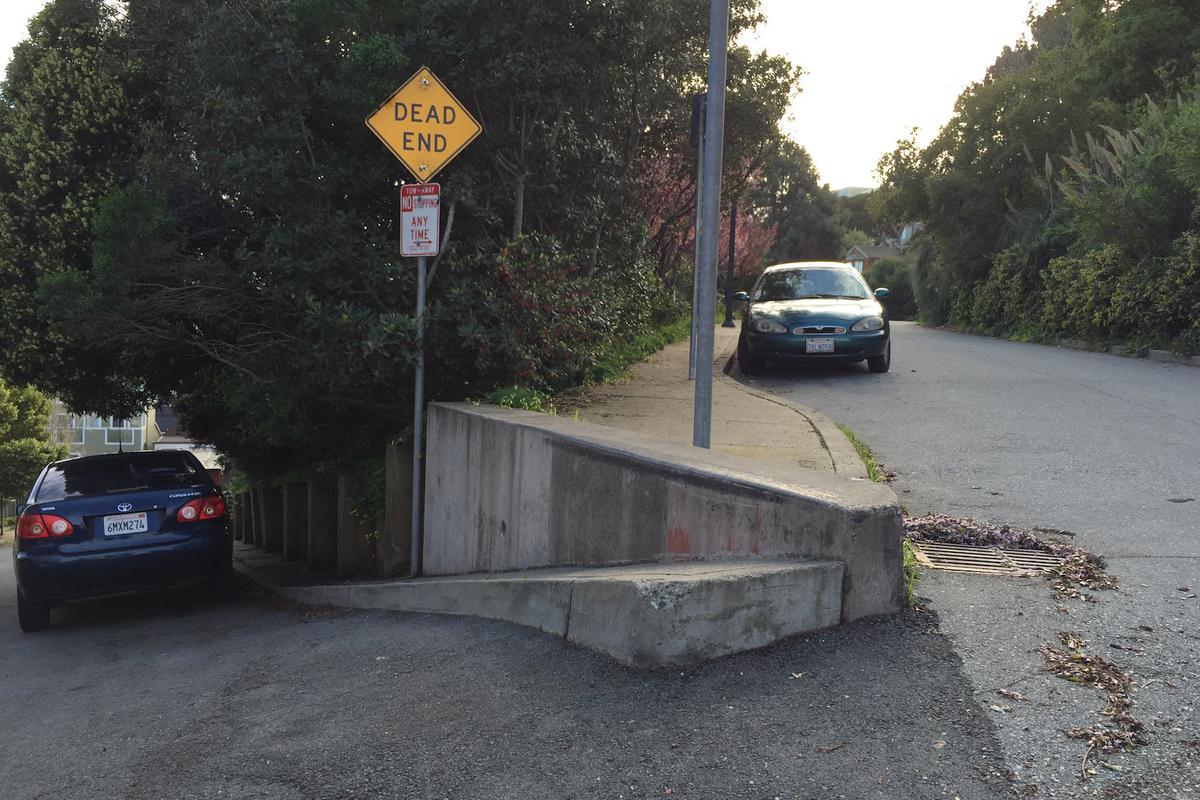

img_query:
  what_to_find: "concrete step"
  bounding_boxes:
[264,559,844,668]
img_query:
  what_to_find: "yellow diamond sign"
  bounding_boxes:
[365,66,482,183]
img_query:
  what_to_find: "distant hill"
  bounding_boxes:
[833,186,875,198]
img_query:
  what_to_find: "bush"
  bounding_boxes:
[865,256,918,320]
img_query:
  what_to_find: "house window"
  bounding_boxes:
[853,260,864,273]
[105,427,135,446]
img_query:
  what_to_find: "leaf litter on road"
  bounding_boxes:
[903,514,1118,601]
[1038,632,1146,764]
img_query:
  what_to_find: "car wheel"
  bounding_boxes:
[867,340,891,374]
[737,334,766,376]
[17,590,50,633]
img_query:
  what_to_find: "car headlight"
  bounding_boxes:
[851,316,884,332]
[752,317,788,334]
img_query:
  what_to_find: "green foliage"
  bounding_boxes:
[485,386,555,414]
[836,423,887,484]
[0,381,67,501]
[874,0,1200,352]
[866,256,919,321]
[902,539,921,608]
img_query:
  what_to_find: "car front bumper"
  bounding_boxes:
[14,530,232,603]
[744,329,889,361]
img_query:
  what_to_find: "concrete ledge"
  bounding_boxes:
[424,403,902,621]
[272,559,843,668]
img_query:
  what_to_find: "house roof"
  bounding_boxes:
[846,244,901,260]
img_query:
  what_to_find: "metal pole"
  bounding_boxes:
[410,254,426,577]
[693,0,729,449]
[723,195,737,327]
[688,93,706,382]
[689,145,703,381]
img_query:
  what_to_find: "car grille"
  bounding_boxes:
[793,325,846,335]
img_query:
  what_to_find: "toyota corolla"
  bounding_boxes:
[12,450,232,632]
[735,261,892,375]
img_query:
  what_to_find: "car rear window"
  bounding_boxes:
[36,453,210,502]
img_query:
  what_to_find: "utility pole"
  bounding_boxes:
[692,0,729,449]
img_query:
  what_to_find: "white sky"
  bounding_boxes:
[752,0,1052,188]
[1,0,1050,190]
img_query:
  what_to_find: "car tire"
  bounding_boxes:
[17,590,50,633]
[867,340,891,374]
[737,334,766,376]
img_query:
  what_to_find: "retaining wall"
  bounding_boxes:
[423,403,904,621]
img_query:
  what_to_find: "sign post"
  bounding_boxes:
[366,67,481,577]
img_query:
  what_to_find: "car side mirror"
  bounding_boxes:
[874,288,890,299]
[733,291,750,302]
[15,502,28,516]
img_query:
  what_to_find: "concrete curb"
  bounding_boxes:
[720,351,870,481]
[234,554,845,669]
[940,326,1200,369]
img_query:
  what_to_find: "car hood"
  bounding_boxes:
[751,298,883,325]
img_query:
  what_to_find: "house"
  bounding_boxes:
[47,402,162,458]
[150,406,224,483]
[844,244,902,274]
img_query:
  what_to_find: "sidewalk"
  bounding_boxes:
[563,324,868,479]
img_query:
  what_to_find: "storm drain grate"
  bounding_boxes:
[910,541,1065,576]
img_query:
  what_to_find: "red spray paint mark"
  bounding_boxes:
[752,510,762,531]
[750,542,761,555]
[667,527,691,555]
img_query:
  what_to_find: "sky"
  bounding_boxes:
[0,0,1051,190]
[751,0,1052,188]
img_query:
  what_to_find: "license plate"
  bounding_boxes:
[805,338,835,354]
[103,512,148,536]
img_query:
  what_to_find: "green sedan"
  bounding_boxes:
[734,261,892,375]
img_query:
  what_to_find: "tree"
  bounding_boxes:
[0,382,66,507]
[873,0,1200,343]
[0,0,804,479]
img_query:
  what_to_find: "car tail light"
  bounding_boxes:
[17,513,73,540]
[177,496,227,523]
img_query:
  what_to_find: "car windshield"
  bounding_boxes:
[36,452,209,502]
[753,268,870,302]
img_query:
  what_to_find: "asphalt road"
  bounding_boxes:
[0,553,1010,800]
[744,322,1200,799]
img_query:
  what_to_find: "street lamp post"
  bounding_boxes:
[692,0,729,449]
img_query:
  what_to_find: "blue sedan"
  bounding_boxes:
[12,450,232,632]
[735,261,892,375]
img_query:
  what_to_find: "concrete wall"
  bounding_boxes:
[281,482,307,562]
[306,479,338,572]
[336,475,376,579]
[423,403,904,622]
[260,485,284,553]
[249,488,263,547]
[379,441,413,578]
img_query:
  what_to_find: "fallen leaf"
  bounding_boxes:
[815,742,847,753]
[998,689,1029,702]
[989,704,1013,713]
[933,740,946,750]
